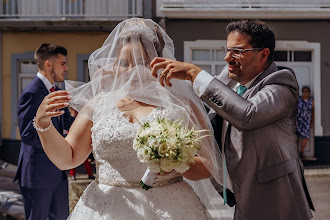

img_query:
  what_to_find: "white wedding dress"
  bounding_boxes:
[68,93,213,220]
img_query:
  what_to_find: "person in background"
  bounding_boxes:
[13,43,75,220]
[296,85,314,160]
[69,158,95,180]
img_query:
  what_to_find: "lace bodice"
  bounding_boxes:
[91,93,181,187]
[68,93,219,220]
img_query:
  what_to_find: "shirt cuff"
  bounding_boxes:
[193,70,214,97]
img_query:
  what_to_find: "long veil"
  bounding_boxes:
[65,18,229,219]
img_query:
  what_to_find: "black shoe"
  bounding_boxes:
[88,175,95,180]
[71,175,77,180]
[300,152,307,160]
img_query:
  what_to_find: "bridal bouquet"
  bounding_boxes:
[133,116,208,190]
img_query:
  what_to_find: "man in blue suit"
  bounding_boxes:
[13,43,75,220]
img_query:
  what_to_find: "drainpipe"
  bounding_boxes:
[0,32,2,146]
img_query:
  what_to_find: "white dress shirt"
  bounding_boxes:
[37,72,55,93]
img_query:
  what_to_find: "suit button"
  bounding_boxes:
[217,101,223,106]
[234,182,240,187]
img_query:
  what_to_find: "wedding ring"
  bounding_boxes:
[161,71,167,77]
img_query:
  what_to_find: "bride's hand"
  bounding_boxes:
[35,90,71,129]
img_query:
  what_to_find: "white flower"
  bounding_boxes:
[158,143,170,157]
[133,116,208,188]
[182,146,197,159]
[148,161,161,173]
[160,158,175,172]
[175,162,190,173]
[137,148,151,162]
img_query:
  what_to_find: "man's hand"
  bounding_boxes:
[150,57,202,87]
[35,90,71,129]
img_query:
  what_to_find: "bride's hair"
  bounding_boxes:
[115,19,165,64]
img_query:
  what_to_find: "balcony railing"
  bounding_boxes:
[161,0,330,19]
[0,0,143,20]
[162,0,330,8]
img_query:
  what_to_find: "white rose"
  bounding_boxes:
[148,161,161,173]
[175,162,190,173]
[148,138,157,148]
[160,158,175,172]
[182,146,197,158]
[158,144,169,157]
[137,148,152,162]
[137,149,147,162]
[132,140,139,150]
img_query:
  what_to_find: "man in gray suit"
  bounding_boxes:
[151,19,314,220]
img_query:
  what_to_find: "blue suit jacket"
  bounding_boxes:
[14,76,75,188]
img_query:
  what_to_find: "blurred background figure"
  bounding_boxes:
[296,86,314,160]
[14,43,75,220]
[69,159,94,180]
[68,106,95,180]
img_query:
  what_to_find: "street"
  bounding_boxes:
[306,176,330,219]
[0,163,329,219]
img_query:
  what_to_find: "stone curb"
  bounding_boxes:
[304,168,330,177]
[0,163,17,179]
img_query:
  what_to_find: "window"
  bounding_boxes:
[18,60,37,98]
[77,54,91,82]
[274,50,312,62]
[184,40,227,76]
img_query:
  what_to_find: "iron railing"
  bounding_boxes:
[0,0,143,20]
[162,0,330,8]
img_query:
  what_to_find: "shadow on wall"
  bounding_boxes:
[0,139,21,165]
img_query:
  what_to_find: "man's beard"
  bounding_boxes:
[227,60,243,82]
[51,68,63,82]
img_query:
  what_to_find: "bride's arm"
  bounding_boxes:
[182,156,211,180]
[35,90,93,170]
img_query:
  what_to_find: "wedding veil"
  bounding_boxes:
[65,18,227,218]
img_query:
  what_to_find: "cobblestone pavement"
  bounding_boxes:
[1,161,330,220]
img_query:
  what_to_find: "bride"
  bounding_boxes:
[34,18,227,219]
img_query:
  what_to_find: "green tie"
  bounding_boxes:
[237,85,247,96]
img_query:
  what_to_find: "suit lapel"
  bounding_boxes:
[241,62,278,99]
[35,76,49,97]
[250,62,278,88]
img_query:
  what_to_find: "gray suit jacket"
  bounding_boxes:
[202,62,314,220]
